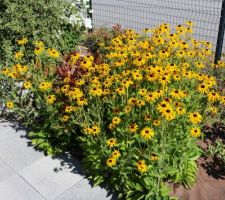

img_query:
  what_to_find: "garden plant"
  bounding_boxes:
[1,21,225,199]
[0,0,91,65]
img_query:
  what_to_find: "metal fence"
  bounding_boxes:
[89,0,225,63]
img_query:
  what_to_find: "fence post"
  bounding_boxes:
[88,0,93,32]
[215,0,225,64]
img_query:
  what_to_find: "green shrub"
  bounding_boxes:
[83,26,122,55]
[0,0,88,65]
[207,139,225,162]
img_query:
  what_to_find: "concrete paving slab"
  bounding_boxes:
[0,122,23,140]
[0,121,116,200]
[0,174,45,200]
[0,122,44,171]
[0,135,44,171]
[55,178,115,200]
[0,158,16,181]
[19,155,84,200]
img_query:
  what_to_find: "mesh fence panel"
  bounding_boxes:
[92,0,223,51]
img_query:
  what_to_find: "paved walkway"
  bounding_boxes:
[0,121,114,200]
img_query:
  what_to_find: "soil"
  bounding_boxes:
[171,123,225,200]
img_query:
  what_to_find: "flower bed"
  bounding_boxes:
[1,22,225,199]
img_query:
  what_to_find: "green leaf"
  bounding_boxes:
[135,183,143,192]
[160,185,171,196]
